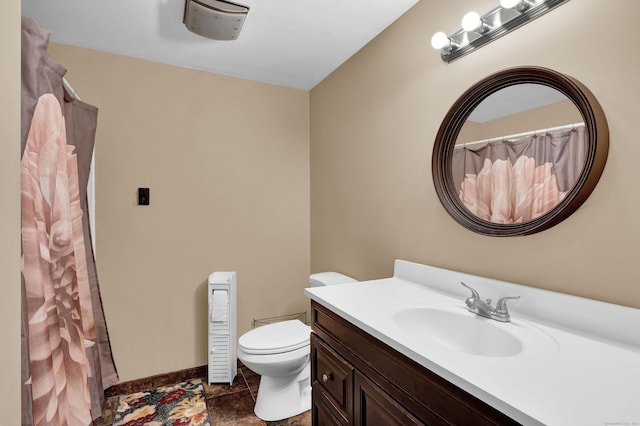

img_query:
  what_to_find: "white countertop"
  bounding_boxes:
[304,260,640,426]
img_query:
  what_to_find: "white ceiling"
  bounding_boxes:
[21,0,419,90]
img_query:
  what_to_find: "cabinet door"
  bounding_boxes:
[313,385,349,426]
[354,372,425,426]
[311,333,354,422]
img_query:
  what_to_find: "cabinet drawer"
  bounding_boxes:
[311,333,353,417]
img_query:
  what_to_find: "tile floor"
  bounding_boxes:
[92,364,311,426]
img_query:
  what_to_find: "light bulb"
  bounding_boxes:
[500,0,532,10]
[461,11,482,32]
[500,0,521,8]
[431,32,451,50]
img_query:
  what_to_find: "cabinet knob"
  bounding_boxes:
[322,372,333,383]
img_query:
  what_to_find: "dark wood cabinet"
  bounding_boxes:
[354,371,423,425]
[310,300,520,426]
[313,384,349,426]
[311,333,353,425]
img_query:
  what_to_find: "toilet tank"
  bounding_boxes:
[308,272,357,287]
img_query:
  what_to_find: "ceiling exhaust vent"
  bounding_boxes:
[183,0,249,41]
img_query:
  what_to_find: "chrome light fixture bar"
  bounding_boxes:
[432,0,570,63]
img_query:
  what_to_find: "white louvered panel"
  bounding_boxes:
[209,333,231,383]
[209,321,229,334]
[210,336,230,352]
[208,272,237,386]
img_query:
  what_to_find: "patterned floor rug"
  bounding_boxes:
[112,379,211,426]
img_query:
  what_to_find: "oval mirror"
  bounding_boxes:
[432,66,608,236]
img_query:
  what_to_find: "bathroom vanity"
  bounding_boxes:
[305,260,640,425]
[310,301,517,425]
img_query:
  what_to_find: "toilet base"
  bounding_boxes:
[253,361,311,421]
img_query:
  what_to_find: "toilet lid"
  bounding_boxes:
[239,319,310,355]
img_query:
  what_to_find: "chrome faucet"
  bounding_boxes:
[460,282,520,322]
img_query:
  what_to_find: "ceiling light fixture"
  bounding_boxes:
[183,0,249,41]
[431,0,570,63]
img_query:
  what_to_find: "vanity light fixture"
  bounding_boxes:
[432,0,570,63]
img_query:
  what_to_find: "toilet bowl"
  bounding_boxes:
[238,272,357,421]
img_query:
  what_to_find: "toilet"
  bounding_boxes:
[237,272,357,421]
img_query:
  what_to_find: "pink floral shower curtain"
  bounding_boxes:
[452,127,587,224]
[21,17,118,425]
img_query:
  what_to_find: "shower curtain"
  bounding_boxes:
[21,17,118,425]
[452,127,587,224]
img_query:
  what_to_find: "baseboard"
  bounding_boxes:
[105,365,208,397]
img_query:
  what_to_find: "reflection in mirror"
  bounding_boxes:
[431,66,609,236]
[452,84,587,224]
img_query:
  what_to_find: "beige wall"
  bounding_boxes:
[12,0,640,397]
[311,0,640,310]
[47,44,310,381]
[1,0,21,423]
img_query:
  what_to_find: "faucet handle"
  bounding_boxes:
[492,296,520,322]
[461,282,485,312]
[495,296,520,311]
[460,282,480,299]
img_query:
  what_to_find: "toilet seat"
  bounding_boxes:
[239,319,310,355]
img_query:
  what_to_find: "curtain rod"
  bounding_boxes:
[63,77,81,100]
[455,121,585,149]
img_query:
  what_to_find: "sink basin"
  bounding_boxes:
[393,306,525,357]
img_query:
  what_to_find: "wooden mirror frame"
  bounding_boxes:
[432,66,609,236]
